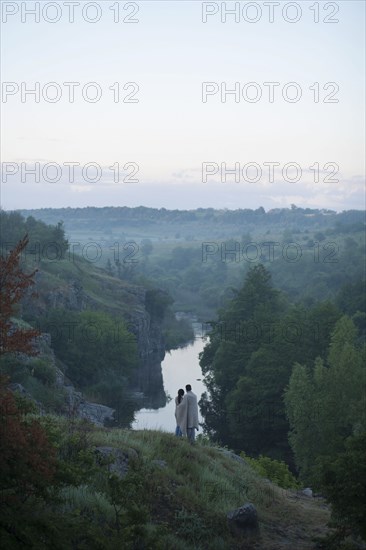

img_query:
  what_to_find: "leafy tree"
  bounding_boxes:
[283,361,320,481]
[0,236,59,543]
[200,265,341,462]
[140,238,153,257]
[319,432,366,542]
[314,231,326,241]
[114,258,137,281]
[200,265,284,453]
[284,316,366,485]
[336,279,366,339]
[145,289,173,321]
[0,235,40,357]
[37,309,138,395]
[0,386,57,504]
[0,211,68,259]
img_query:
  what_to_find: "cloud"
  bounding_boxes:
[1,160,364,212]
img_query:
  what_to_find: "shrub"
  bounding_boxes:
[240,452,300,489]
[31,358,57,386]
[0,381,57,503]
[319,432,366,542]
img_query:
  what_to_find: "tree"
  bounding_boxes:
[284,316,366,485]
[52,221,69,258]
[200,265,342,461]
[105,258,114,276]
[0,387,57,502]
[36,309,138,402]
[0,211,68,257]
[199,265,283,453]
[0,235,40,357]
[145,289,173,321]
[140,238,153,257]
[284,361,320,481]
[0,236,58,541]
[319,432,366,542]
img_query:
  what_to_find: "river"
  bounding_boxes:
[132,326,207,433]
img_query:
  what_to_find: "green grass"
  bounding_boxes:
[77,426,331,549]
[28,255,139,317]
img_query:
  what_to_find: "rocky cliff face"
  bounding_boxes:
[8,333,116,426]
[121,285,165,396]
[22,268,166,405]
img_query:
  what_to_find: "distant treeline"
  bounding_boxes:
[18,205,365,231]
[0,210,68,255]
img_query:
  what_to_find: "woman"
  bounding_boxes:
[175,388,185,436]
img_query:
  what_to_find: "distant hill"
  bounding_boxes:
[18,206,365,239]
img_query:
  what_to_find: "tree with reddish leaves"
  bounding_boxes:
[0,235,58,542]
[0,234,40,357]
[0,386,57,503]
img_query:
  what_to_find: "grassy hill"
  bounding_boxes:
[1,408,332,549]
[87,428,331,550]
[24,254,145,318]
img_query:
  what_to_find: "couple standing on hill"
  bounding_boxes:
[174,385,199,443]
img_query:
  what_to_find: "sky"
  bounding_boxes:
[0,0,365,211]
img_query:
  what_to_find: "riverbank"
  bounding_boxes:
[132,335,206,432]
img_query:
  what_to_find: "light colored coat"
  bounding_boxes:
[175,391,199,436]
[175,396,187,435]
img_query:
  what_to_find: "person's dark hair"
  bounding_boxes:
[185,384,192,392]
[177,388,184,404]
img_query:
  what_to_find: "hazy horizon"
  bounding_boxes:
[1,1,365,212]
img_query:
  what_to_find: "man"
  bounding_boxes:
[185,384,199,443]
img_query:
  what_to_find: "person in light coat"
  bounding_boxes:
[174,389,185,436]
[185,384,199,443]
[175,384,199,443]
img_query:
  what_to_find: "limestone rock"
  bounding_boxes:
[94,446,137,479]
[218,448,248,465]
[227,503,259,537]
[77,400,115,426]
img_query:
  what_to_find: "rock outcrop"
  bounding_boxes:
[94,446,138,479]
[63,383,115,427]
[227,503,259,537]
[122,286,165,397]
[29,334,117,427]
[23,270,166,406]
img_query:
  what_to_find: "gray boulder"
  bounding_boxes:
[302,487,313,498]
[63,385,115,427]
[77,400,115,426]
[218,448,247,465]
[95,446,137,479]
[227,503,259,537]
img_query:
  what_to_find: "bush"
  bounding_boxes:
[0,354,28,383]
[319,432,366,542]
[36,309,138,389]
[24,376,65,412]
[31,358,57,386]
[240,452,300,489]
[0,381,57,503]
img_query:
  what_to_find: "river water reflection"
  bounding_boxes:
[132,329,207,433]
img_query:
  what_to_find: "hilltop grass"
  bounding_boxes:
[3,408,332,549]
[74,423,331,549]
[29,255,139,316]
